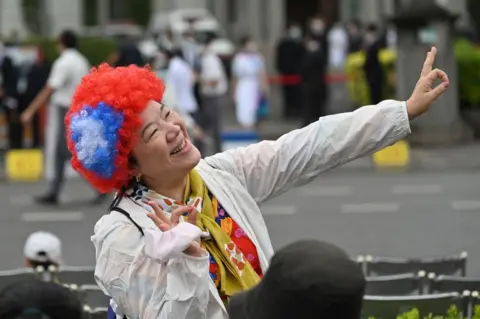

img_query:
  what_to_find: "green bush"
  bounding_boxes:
[345,39,480,108]
[368,305,480,319]
[24,36,118,66]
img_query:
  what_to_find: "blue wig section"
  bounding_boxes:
[69,102,124,179]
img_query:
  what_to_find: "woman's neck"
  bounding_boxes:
[144,176,187,203]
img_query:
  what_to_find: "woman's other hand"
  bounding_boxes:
[406,47,450,119]
[147,202,205,257]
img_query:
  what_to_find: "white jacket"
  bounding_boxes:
[91,100,411,319]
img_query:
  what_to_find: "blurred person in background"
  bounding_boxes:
[181,30,203,114]
[306,16,329,112]
[24,231,62,270]
[162,73,204,145]
[112,36,146,67]
[0,41,19,149]
[347,20,363,53]
[0,281,82,319]
[200,36,228,154]
[308,16,329,66]
[300,33,328,126]
[327,22,349,70]
[363,24,384,105]
[65,45,448,318]
[232,36,269,130]
[166,48,204,152]
[24,231,62,282]
[158,29,175,52]
[275,22,305,119]
[17,45,51,148]
[181,30,201,70]
[20,30,105,206]
[0,41,18,108]
[227,240,365,319]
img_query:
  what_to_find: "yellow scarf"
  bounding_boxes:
[187,169,260,297]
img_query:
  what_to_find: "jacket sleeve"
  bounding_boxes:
[94,221,211,319]
[205,100,411,204]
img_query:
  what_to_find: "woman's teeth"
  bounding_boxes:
[171,140,186,155]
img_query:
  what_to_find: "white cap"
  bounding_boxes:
[23,231,62,265]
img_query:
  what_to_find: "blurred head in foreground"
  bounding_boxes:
[0,281,82,319]
[227,240,366,319]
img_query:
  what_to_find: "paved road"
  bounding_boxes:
[2,167,480,275]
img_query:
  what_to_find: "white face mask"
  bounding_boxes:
[365,33,376,45]
[289,27,302,39]
[306,40,320,52]
[310,20,325,34]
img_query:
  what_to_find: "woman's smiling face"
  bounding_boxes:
[132,100,201,182]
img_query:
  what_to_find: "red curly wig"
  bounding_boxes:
[65,64,165,193]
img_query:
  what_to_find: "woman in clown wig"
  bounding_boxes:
[66,47,448,319]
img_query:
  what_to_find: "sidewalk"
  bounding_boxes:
[340,143,480,172]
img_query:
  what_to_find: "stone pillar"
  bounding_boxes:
[409,22,471,144]
[393,0,472,145]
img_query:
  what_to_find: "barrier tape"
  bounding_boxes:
[267,73,349,85]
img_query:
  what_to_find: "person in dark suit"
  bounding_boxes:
[276,22,306,118]
[0,42,19,149]
[17,45,51,148]
[363,24,384,105]
[115,42,146,67]
[300,33,328,127]
[0,43,18,103]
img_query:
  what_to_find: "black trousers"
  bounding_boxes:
[201,95,223,154]
[47,107,70,197]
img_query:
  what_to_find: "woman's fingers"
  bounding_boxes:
[187,207,198,225]
[148,201,170,225]
[420,47,437,77]
[427,69,449,100]
[427,68,449,85]
[171,206,195,225]
[147,213,171,232]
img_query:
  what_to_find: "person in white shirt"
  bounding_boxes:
[24,231,63,269]
[65,48,447,318]
[232,37,269,129]
[20,30,102,205]
[200,37,228,154]
[328,22,349,69]
[166,49,204,152]
[166,49,198,119]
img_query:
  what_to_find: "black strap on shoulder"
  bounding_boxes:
[111,207,144,236]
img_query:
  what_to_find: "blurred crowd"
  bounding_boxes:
[0,17,397,155]
[275,18,396,125]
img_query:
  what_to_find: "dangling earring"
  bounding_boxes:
[136,175,141,183]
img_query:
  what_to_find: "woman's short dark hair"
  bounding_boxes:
[58,30,78,49]
[0,281,82,319]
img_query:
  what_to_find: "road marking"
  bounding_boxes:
[10,195,75,206]
[301,186,352,197]
[261,205,297,215]
[451,201,480,211]
[22,211,85,222]
[341,203,399,214]
[392,184,442,195]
